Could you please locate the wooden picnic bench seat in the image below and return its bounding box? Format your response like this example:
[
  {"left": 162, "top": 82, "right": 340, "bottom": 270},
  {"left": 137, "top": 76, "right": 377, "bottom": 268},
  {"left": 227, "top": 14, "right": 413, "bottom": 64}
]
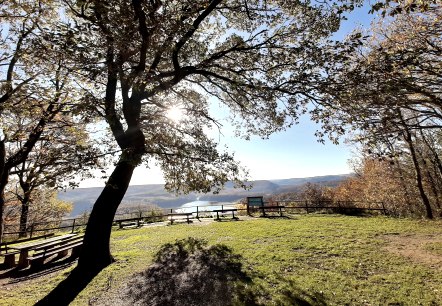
[
  {"left": 258, "top": 205, "right": 285, "bottom": 217},
  {"left": 167, "top": 213, "right": 193, "bottom": 224},
  {"left": 29, "top": 234, "right": 84, "bottom": 253},
  {"left": 212, "top": 208, "right": 238, "bottom": 220},
  {"left": 114, "top": 217, "right": 144, "bottom": 229},
  {"left": 27, "top": 236, "right": 84, "bottom": 268}
]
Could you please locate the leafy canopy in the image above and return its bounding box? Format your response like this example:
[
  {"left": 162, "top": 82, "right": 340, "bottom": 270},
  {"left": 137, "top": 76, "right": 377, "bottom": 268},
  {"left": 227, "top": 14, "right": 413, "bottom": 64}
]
[{"left": 59, "top": 0, "right": 359, "bottom": 193}]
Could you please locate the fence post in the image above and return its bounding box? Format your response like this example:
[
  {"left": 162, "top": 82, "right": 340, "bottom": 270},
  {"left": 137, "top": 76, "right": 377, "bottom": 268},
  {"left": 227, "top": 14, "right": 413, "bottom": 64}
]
[
  {"left": 305, "top": 201, "right": 309, "bottom": 214},
  {"left": 196, "top": 206, "right": 199, "bottom": 219},
  {"left": 381, "top": 202, "right": 387, "bottom": 215},
  {"left": 71, "top": 219, "right": 76, "bottom": 233}
]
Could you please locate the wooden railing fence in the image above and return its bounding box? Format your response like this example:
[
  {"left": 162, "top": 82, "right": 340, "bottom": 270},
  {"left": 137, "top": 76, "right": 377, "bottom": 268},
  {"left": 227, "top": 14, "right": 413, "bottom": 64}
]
[{"left": 2, "top": 201, "right": 385, "bottom": 242}]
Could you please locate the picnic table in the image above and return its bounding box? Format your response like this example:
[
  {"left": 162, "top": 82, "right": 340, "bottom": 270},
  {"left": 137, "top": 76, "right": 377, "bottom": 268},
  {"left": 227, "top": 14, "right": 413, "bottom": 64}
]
[
  {"left": 212, "top": 208, "right": 238, "bottom": 221},
  {"left": 8, "top": 233, "right": 77, "bottom": 268}
]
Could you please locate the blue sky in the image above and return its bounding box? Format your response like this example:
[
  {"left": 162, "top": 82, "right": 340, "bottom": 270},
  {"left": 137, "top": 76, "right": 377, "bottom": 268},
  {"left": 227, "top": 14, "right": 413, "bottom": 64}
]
[{"left": 79, "top": 2, "right": 374, "bottom": 188}]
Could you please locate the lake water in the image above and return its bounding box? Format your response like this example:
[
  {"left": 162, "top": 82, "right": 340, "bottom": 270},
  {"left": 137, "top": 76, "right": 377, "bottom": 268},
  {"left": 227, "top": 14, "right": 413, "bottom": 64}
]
[{"left": 176, "top": 200, "right": 236, "bottom": 215}]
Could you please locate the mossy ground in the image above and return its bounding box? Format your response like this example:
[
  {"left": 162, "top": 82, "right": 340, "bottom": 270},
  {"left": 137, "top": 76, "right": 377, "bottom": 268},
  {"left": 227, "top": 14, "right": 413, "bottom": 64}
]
[{"left": 1, "top": 214, "right": 441, "bottom": 305}]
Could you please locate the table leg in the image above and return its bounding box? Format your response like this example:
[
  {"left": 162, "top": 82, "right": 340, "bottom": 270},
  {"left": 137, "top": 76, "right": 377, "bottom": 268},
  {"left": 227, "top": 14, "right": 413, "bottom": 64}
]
[
  {"left": 4, "top": 253, "right": 17, "bottom": 268},
  {"left": 18, "top": 250, "right": 30, "bottom": 269}
]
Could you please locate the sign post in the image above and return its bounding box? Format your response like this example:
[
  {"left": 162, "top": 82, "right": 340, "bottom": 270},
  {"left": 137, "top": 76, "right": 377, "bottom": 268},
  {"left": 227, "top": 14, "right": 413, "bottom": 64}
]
[{"left": 246, "top": 196, "right": 264, "bottom": 215}]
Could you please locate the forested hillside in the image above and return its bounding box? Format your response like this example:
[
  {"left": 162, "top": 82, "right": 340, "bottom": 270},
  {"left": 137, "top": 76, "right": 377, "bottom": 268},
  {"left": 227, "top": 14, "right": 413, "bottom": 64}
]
[{"left": 59, "top": 174, "right": 351, "bottom": 216}]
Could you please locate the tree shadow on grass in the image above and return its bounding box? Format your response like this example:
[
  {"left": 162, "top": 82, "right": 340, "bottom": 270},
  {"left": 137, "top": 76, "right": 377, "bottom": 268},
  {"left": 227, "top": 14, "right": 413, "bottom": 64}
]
[
  {"left": 122, "top": 237, "right": 253, "bottom": 306},
  {"left": 120, "top": 237, "right": 328, "bottom": 306},
  {"left": 32, "top": 237, "right": 328, "bottom": 306}
]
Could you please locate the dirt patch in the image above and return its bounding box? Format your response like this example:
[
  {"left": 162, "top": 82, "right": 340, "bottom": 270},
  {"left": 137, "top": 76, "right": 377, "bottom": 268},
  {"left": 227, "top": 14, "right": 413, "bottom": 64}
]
[{"left": 383, "top": 234, "right": 442, "bottom": 270}]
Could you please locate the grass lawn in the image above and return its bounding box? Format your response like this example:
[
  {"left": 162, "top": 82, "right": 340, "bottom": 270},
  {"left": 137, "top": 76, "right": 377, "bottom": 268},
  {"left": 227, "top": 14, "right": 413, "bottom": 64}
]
[{"left": 1, "top": 214, "right": 441, "bottom": 305}]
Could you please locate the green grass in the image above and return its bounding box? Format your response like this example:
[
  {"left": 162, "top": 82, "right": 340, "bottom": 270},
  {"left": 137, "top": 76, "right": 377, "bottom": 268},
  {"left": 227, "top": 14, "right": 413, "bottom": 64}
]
[{"left": 1, "top": 215, "right": 442, "bottom": 305}]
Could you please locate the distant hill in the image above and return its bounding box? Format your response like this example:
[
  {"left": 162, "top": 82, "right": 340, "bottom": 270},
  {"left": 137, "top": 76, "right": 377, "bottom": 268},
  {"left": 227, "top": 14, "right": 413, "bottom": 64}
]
[{"left": 59, "top": 174, "right": 352, "bottom": 217}]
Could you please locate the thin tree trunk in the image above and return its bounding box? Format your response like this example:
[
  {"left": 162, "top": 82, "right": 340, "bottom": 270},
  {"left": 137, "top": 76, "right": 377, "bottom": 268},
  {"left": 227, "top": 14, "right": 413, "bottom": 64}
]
[
  {"left": 420, "top": 130, "right": 442, "bottom": 179},
  {"left": 386, "top": 138, "right": 414, "bottom": 212},
  {"left": 0, "top": 140, "right": 6, "bottom": 244},
  {"left": 18, "top": 194, "right": 30, "bottom": 238},
  {"left": 426, "top": 169, "right": 441, "bottom": 209},
  {"left": 402, "top": 124, "right": 433, "bottom": 219},
  {"left": 18, "top": 173, "right": 32, "bottom": 238},
  {"left": 394, "top": 161, "right": 414, "bottom": 212},
  {"left": 419, "top": 130, "right": 442, "bottom": 209}
]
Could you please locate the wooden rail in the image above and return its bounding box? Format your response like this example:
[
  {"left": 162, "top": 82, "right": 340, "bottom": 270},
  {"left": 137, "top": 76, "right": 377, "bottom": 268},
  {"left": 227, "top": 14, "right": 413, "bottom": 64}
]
[{"left": 275, "top": 200, "right": 386, "bottom": 215}]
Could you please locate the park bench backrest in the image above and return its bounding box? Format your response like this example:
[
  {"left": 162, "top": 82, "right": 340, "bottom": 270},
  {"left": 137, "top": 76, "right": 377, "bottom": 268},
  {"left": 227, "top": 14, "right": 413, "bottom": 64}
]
[{"left": 247, "top": 196, "right": 264, "bottom": 207}]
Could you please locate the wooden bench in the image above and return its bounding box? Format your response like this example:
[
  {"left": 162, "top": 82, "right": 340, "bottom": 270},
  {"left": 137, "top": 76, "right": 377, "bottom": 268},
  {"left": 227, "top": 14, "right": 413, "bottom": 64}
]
[
  {"left": 167, "top": 213, "right": 193, "bottom": 225},
  {"left": 27, "top": 235, "right": 84, "bottom": 268},
  {"left": 212, "top": 208, "right": 238, "bottom": 221},
  {"left": 114, "top": 217, "right": 144, "bottom": 229},
  {"left": 258, "top": 205, "right": 285, "bottom": 217}
]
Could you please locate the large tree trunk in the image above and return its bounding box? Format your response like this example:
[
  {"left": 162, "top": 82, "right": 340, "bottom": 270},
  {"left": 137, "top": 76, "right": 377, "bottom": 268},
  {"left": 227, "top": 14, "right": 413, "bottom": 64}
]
[
  {"left": 77, "top": 156, "right": 136, "bottom": 272},
  {"left": 35, "top": 150, "right": 139, "bottom": 306}
]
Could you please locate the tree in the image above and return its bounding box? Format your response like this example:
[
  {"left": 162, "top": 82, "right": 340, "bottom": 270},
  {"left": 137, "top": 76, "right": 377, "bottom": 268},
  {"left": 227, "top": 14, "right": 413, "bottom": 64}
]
[
  {"left": 36, "top": 0, "right": 359, "bottom": 304},
  {"left": 313, "top": 3, "right": 442, "bottom": 218},
  {"left": 25, "top": 188, "right": 73, "bottom": 229},
  {"left": 2, "top": 185, "right": 72, "bottom": 239},
  {"left": 0, "top": 0, "right": 71, "bottom": 242},
  {"left": 316, "top": 4, "right": 442, "bottom": 137},
  {"left": 299, "top": 182, "right": 332, "bottom": 206},
  {"left": 6, "top": 115, "right": 99, "bottom": 237}
]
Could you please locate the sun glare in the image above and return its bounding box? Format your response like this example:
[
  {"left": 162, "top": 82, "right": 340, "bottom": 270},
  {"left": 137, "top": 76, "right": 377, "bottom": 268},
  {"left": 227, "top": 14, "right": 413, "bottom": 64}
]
[{"left": 166, "top": 106, "right": 185, "bottom": 122}]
